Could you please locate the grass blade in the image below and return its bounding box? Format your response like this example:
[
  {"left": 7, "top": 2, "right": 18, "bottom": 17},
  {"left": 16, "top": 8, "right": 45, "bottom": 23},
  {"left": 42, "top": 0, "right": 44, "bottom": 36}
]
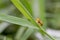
[
  {"left": 15, "top": 27, "right": 26, "bottom": 40},
  {"left": 20, "top": 0, "right": 33, "bottom": 15},
  {"left": 21, "top": 28, "right": 34, "bottom": 40},
  {"left": 0, "top": 14, "right": 38, "bottom": 29},
  {"left": 38, "top": 0, "right": 47, "bottom": 29}
]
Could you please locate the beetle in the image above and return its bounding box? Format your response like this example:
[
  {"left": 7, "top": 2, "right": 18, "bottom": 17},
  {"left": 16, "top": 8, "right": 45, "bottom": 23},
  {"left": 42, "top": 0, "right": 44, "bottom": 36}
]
[{"left": 36, "top": 18, "right": 43, "bottom": 26}]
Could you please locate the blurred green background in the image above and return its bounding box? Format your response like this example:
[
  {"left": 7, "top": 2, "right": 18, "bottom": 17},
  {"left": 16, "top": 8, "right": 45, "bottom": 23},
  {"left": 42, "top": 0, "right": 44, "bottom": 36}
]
[{"left": 0, "top": 0, "right": 60, "bottom": 40}]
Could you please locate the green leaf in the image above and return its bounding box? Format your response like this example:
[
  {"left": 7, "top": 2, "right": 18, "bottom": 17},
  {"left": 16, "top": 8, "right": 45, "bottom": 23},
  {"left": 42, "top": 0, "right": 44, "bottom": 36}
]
[
  {"left": 38, "top": 0, "right": 47, "bottom": 29},
  {"left": 20, "top": 0, "right": 33, "bottom": 15},
  {"left": 21, "top": 28, "right": 34, "bottom": 40},
  {"left": 0, "top": 14, "right": 38, "bottom": 29},
  {"left": 15, "top": 27, "right": 26, "bottom": 40}
]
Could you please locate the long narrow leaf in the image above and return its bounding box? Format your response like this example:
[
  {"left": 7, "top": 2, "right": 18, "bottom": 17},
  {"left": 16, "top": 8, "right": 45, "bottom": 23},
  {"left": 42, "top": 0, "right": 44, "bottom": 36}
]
[
  {"left": 20, "top": 0, "right": 33, "bottom": 15},
  {"left": 15, "top": 27, "right": 26, "bottom": 40},
  {"left": 0, "top": 14, "right": 38, "bottom": 29},
  {"left": 38, "top": 0, "right": 47, "bottom": 29},
  {"left": 21, "top": 28, "right": 34, "bottom": 40}
]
